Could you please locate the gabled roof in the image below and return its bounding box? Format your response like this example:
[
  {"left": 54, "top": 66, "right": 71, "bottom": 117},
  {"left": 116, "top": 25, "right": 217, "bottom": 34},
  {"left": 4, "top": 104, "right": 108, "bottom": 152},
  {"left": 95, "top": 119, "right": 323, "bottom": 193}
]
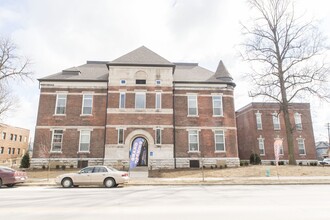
[
  {"left": 110, "top": 46, "right": 174, "bottom": 66},
  {"left": 39, "top": 47, "right": 235, "bottom": 86}
]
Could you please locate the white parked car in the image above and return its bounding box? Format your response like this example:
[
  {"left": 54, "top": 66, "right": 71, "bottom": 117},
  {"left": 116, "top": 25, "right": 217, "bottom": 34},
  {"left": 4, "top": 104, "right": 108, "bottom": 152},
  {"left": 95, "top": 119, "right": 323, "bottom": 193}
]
[
  {"left": 55, "top": 166, "right": 129, "bottom": 188},
  {"left": 319, "top": 158, "right": 330, "bottom": 166}
]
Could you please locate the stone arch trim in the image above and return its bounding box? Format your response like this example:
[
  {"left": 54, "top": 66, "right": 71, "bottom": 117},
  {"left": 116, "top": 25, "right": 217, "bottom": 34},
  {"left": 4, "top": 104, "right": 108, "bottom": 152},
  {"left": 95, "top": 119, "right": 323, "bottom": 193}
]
[{"left": 125, "top": 129, "right": 154, "bottom": 146}]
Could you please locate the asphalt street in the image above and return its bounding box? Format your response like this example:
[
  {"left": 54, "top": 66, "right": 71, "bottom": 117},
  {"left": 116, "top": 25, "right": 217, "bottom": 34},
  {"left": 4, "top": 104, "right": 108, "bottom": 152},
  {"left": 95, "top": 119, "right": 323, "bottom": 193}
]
[{"left": 1, "top": 185, "right": 329, "bottom": 220}]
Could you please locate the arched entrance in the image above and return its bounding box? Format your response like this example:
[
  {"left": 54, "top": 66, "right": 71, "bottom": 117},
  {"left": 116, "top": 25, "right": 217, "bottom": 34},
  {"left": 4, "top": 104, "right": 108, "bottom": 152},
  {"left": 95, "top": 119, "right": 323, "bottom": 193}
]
[{"left": 129, "top": 137, "right": 148, "bottom": 168}]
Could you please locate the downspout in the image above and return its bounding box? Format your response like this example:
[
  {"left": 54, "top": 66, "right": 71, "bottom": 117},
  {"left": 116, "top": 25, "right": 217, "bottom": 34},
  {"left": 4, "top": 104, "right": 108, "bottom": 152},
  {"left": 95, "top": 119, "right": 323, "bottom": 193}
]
[
  {"left": 103, "top": 80, "right": 109, "bottom": 165},
  {"left": 172, "top": 82, "right": 177, "bottom": 169}
]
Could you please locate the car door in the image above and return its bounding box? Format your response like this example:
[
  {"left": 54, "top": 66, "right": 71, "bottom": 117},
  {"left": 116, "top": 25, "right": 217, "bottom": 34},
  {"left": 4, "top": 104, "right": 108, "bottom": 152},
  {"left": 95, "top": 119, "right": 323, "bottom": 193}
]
[
  {"left": 74, "top": 167, "right": 94, "bottom": 185},
  {"left": 90, "top": 167, "right": 108, "bottom": 184}
]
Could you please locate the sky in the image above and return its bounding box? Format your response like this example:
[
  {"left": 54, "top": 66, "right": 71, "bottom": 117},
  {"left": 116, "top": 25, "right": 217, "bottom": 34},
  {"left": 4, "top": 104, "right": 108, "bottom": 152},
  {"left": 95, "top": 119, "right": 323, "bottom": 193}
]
[{"left": 0, "top": 0, "right": 329, "bottom": 142}]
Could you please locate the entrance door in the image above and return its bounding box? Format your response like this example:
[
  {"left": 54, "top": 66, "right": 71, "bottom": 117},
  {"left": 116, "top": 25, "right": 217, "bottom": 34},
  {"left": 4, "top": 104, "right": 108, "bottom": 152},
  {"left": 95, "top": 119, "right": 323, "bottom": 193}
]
[{"left": 130, "top": 137, "right": 148, "bottom": 168}]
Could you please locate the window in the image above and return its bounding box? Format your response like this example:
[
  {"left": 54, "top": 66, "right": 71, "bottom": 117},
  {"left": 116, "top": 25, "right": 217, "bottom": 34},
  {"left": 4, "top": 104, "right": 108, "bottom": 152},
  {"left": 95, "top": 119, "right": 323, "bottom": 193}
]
[
  {"left": 257, "top": 136, "right": 265, "bottom": 155},
  {"left": 214, "top": 130, "right": 225, "bottom": 151},
  {"left": 93, "top": 167, "right": 107, "bottom": 173},
  {"left": 118, "top": 129, "right": 124, "bottom": 145},
  {"left": 135, "top": 92, "right": 146, "bottom": 109},
  {"left": 294, "top": 113, "right": 302, "bottom": 130},
  {"left": 10, "top": 134, "right": 13, "bottom": 141},
  {"left": 156, "top": 80, "right": 161, "bottom": 85},
  {"left": 155, "top": 93, "right": 161, "bottom": 110},
  {"left": 19, "top": 135, "right": 22, "bottom": 142},
  {"left": 155, "top": 129, "right": 161, "bottom": 145},
  {"left": 272, "top": 113, "right": 281, "bottom": 130},
  {"left": 188, "top": 95, "right": 198, "bottom": 116},
  {"left": 18, "top": 148, "right": 20, "bottom": 155},
  {"left": 255, "top": 112, "right": 262, "bottom": 130},
  {"left": 212, "top": 96, "right": 223, "bottom": 116},
  {"left": 136, "top": 79, "right": 146, "bottom": 84},
  {"left": 119, "top": 92, "right": 126, "bottom": 109},
  {"left": 297, "top": 138, "right": 306, "bottom": 155},
  {"left": 51, "top": 130, "right": 63, "bottom": 152},
  {"left": 2, "top": 132, "right": 6, "bottom": 140},
  {"left": 8, "top": 147, "right": 11, "bottom": 154},
  {"left": 79, "top": 130, "right": 91, "bottom": 152},
  {"left": 279, "top": 145, "right": 284, "bottom": 155},
  {"left": 120, "top": 80, "right": 126, "bottom": 85},
  {"left": 82, "top": 94, "right": 93, "bottom": 115},
  {"left": 12, "top": 148, "right": 15, "bottom": 154},
  {"left": 188, "top": 130, "right": 199, "bottom": 152},
  {"left": 14, "top": 134, "right": 17, "bottom": 141},
  {"left": 80, "top": 167, "right": 94, "bottom": 173},
  {"left": 0, "top": 147, "right": 4, "bottom": 154},
  {"left": 55, "top": 94, "right": 67, "bottom": 115}
]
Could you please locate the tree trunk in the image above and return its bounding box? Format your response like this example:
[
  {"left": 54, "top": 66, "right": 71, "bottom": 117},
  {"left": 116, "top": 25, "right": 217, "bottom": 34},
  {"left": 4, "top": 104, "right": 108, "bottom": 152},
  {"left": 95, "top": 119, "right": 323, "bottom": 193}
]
[{"left": 282, "top": 103, "right": 296, "bottom": 165}]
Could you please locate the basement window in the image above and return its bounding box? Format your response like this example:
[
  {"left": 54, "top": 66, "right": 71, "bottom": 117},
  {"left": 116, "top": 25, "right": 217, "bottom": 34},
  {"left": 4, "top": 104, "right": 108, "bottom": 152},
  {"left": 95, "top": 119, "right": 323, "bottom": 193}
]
[{"left": 136, "top": 79, "right": 146, "bottom": 84}]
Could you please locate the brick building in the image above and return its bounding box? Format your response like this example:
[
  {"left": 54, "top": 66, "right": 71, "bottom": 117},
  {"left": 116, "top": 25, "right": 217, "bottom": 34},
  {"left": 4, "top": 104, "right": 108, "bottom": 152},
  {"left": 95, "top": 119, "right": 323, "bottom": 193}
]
[
  {"left": 0, "top": 123, "right": 30, "bottom": 167},
  {"left": 236, "top": 103, "right": 317, "bottom": 164},
  {"left": 32, "top": 46, "right": 239, "bottom": 169}
]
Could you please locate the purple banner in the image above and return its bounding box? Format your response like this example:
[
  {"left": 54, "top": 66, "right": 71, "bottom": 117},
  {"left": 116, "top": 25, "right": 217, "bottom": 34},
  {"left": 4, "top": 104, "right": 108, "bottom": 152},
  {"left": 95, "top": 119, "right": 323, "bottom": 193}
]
[{"left": 130, "top": 138, "right": 144, "bottom": 169}]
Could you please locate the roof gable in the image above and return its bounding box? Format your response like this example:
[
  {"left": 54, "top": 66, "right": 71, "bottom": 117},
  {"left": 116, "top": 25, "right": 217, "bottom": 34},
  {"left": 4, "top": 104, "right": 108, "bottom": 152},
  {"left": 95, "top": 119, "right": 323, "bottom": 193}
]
[{"left": 110, "top": 46, "right": 173, "bottom": 66}]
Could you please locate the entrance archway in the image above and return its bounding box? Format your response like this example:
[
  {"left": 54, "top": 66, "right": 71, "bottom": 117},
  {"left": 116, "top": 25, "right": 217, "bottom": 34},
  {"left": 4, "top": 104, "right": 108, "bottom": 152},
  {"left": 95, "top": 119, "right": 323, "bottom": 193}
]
[{"left": 130, "top": 137, "right": 148, "bottom": 167}]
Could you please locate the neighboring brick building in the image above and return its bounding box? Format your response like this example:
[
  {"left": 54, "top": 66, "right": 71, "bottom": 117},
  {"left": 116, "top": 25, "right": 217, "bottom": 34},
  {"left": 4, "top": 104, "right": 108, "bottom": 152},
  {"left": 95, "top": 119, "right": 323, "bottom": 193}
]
[
  {"left": 0, "top": 123, "right": 30, "bottom": 167},
  {"left": 32, "top": 46, "right": 239, "bottom": 169},
  {"left": 236, "top": 103, "right": 317, "bottom": 164}
]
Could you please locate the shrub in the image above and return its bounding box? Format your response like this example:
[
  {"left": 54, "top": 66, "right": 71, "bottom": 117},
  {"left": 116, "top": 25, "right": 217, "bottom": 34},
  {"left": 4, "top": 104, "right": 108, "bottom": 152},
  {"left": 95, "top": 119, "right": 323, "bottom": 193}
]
[
  {"left": 70, "top": 165, "right": 74, "bottom": 169},
  {"left": 244, "top": 161, "right": 249, "bottom": 166},
  {"left": 278, "top": 161, "right": 285, "bottom": 166},
  {"left": 56, "top": 165, "right": 60, "bottom": 169},
  {"left": 42, "top": 165, "right": 46, "bottom": 170},
  {"left": 20, "top": 153, "right": 30, "bottom": 168},
  {"left": 299, "top": 162, "right": 303, "bottom": 166},
  {"left": 249, "top": 153, "right": 261, "bottom": 165},
  {"left": 61, "top": 165, "right": 66, "bottom": 170},
  {"left": 240, "top": 161, "right": 243, "bottom": 166},
  {"left": 270, "top": 161, "right": 275, "bottom": 166}
]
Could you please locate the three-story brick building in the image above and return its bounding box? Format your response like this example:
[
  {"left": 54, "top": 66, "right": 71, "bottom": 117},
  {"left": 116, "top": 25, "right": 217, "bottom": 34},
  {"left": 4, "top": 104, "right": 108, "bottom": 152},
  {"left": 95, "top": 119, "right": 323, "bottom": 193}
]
[{"left": 32, "top": 46, "right": 239, "bottom": 169}]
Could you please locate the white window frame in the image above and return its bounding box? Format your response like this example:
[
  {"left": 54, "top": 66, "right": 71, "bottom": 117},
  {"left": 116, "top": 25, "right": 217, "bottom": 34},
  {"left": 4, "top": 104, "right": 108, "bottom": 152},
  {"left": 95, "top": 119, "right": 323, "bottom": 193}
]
[
  {"left": 214, "top": 130, "right": 225, "bottom": 152},
  {"left": 257, "top": 136, "right": 265, "bottom": 155},
  {"left": 297, "top": 138, "right": 306, "bottom": 155},
  {"left": 79, "top": 130, "right": 91, "bottom": 152},
  {"left": 119, "top": 92, "right": 126, "bottom": 109},
  {"left": 294, "top": 112, "right": 302, "bottom": 130},
  {"left": 212, "top": 95, "right": 223, "bottom": 116},
  {"left": 279, "top": 145, "right": 284, "bottom": 155},
  {"left": 55, "top": 94, "right": 67, "bottom": 115},
  {"left": 187, "top": 95, "right": 198, "bottom": 116},
  {"left": 51, "top": 130, "right": 63, "bottom": 152},
  {"left": 255, "top": 112, "right": 262, "bottom": 130},
  {"left": 155, "top": 92, "right": 161, "bottom": 110},
  {"left": 118, "top": 129, "right": 124, "bottom": 145},
  {"left": 188, "top": 130, "right": 199, "bottom": 152},
  {"left": 272, "top": 112, "right": 281, "bottom": 130},
  {"left": 135, "top": 92, "right": 146, "bottom": 109},
  {"left": 155, "top": 128, "right": 161, "bottom": 145},
  {"left": 82, "top": 94, "right": 93, "bottom": 115}
]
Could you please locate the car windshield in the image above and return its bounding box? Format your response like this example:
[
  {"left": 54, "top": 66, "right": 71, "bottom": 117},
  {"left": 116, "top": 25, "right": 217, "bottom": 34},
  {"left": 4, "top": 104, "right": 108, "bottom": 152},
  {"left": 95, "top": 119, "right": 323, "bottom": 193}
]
[{"left": 0, "top": 167, "right": 15, "bottom": 172}]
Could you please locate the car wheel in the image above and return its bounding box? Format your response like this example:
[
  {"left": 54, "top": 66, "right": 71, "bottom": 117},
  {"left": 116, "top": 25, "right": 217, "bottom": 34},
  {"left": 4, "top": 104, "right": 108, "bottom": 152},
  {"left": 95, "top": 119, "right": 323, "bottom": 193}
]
[
  {"left": 61, "top": 178, "right": 73, "bottom": 188},
  {"left": 0, "top": 178, "right": 2, "bottom": 188},
  {"left": 6, "top": 184, "right": 15, "bottom": 188},
  {"left": 104, "top": 178, "right": 116, "bottom": 188}
]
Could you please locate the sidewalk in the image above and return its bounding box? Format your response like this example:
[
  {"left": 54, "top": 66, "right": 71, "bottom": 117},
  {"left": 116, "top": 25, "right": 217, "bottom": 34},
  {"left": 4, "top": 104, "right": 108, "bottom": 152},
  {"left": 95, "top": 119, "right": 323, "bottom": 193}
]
[{"left": 23, "top": 176, "right": 330, "bottom": 187}]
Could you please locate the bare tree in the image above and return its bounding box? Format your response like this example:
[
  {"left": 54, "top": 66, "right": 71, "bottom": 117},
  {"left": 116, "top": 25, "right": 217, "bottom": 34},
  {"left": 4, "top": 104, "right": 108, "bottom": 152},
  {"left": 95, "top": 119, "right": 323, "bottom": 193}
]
[
  {"left": 240, "top": 0, "right": 329, "bottom": 165},
  {"left": 0, "top": 37, "right": 32, "bottom": 119}
]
